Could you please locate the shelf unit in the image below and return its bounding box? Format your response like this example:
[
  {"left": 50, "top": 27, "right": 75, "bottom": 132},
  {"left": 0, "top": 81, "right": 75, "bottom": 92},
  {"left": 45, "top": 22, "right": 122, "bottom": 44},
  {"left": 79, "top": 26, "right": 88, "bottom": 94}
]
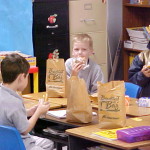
[{"left": 123, "top": 0, "right": 150, "bottom": 81}]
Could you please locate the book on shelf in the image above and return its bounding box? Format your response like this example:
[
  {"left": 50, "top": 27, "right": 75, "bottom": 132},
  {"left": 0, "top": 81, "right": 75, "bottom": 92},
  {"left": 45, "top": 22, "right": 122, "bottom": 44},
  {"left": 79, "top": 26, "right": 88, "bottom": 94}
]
[
  {"left": 126, "top": 27, "right": 146, "bottom": 39},
  {"left": 129, "top": 53, "right": 137, "bottom": 65},
  {"left": 124, "top": 40, "right": 149, "bottom": 50},
  {"left": 124, "top": 40, "right": 133, "bottom": 49},
  {"left": 130, "top": 0, "right": 150, "bottom": 4},
  {"left": 143, "top": 26, "right": 150, "bottom": 41},
  {"left": 93, "top": 126, "right": 132, "bottom": 140},
  {"left": 130, "top": 36, "right": 149, "bottom": 44},
  {"left": 132, "top": 41, "right": 149, "bottom": 50},
  {"left": 125, "top": 27, "right": 150, "bottom": 51},
  {"left": 129, "top": 0, "right": 139, "bottom": 4}
]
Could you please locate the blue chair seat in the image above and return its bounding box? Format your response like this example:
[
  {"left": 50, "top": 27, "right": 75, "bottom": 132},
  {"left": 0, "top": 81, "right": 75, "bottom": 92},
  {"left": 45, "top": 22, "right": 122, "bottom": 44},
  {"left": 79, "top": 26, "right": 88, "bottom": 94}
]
[
  {"left": 0, "top": 125, "right": 26, "bottom": 150},
  {"left": 125, "top": 82, "right": 141, "bottom": 98}
]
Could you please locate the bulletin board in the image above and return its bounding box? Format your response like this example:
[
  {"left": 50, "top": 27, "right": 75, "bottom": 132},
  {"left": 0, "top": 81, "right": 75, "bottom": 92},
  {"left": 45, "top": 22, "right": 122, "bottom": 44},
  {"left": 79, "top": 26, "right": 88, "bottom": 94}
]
[{"left": 0, "top": 0, "right": 33, "bottom": 56}]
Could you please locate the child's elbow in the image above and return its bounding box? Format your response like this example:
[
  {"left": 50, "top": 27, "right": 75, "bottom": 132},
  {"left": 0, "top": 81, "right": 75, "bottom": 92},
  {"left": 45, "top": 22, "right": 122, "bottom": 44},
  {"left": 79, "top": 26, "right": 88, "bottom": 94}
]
[{"left": 21, "top": 130, "right": 29, "bottom": 135}]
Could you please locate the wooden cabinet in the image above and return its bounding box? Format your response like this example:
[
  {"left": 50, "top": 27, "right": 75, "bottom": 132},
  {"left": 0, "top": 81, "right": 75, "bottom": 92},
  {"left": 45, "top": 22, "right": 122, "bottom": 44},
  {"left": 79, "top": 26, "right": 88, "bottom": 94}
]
[{"left": 123, "top": 0, "right": 150, "bottom": 80}]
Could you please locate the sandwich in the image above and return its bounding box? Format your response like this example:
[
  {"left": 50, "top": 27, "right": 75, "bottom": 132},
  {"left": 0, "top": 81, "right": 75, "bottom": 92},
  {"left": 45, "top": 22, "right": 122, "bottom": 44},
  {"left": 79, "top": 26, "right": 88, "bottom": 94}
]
[{"left": 74, "top": 57, "right": 86, "bottom": 65}]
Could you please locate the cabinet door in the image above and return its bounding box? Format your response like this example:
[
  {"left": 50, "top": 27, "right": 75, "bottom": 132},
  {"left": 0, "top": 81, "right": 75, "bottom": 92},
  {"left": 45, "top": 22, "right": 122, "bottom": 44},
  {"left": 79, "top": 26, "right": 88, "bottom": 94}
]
[
  {"left": 34, "top": 35, "right": 70, "bottom": 91},
  {"left": 69, "top": 0, "right": 106, "bottom": 33},
  {"left": 33, "top": 0, "right": 69, "bottom": 36}
]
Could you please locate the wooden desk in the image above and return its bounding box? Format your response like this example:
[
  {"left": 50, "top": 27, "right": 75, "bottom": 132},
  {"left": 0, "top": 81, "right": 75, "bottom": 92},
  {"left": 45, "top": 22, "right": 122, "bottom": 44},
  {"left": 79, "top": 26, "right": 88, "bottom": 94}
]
[
  {"left": 23, "top": 97, "right": 98, "bottom": 150},
  {"left": 128, "top": 115, "right": 150, "bottom": 123},
  {"left": 23, "top": 93, "right": 150, "bottom": 150},
  {"left": 23, "top": 98, "right": 62, "bottom": 110},
  {"left": 66, "top": 118, "right": 150, "bottom": 150},
  {"left": 23, "top": 97, "right": 98, "bottom": 127},
  {"left": 126, "top": 98, "right": 150, "bottom": 117},
  {"left": 23, "top": 92, "right": 150, "bottom": 117},
  {"left": 23, "top": 92, "right": 67, "bottom": 107},
  {"left": 23, "top": 92, "right": 46, "bottom": 100}
]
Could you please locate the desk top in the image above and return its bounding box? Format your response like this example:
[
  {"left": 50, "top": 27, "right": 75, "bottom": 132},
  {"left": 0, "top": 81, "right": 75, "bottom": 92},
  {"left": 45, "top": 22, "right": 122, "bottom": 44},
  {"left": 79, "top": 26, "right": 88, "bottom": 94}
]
[
  {"left": 23, "top": 92, "right": 67, "bottom": 107},
  {"left": 23, "top": 92, "right": 150, "bottom": 117},
  {"left": 23, "top": 98, "right": 98, "bottom": 127},
  {"left": 126, "top": 98, "right": 150, "bottom": 117},
  {"left": 66, "top": 118, "right": 150, "bottom": 150},
  {"left": 44, "top": 111, "right": 98, "bottom": 128},
  {"left": 24, "top": 96, "right": 150, "bottom": 128},
  {"left": 23, "top": 92, "right": 46, "bottom": 100},
  {"left": 128, "top": 115, "right": 150, "bottom": 122},
  {"left": 23, "top": 98, "right": 61, "bottom": 110}
]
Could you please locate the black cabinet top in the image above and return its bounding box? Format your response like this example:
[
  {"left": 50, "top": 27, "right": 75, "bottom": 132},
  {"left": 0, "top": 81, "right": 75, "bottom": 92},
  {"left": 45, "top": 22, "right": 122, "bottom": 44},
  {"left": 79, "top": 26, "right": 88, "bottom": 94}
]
[{"left": 34, "top": 0, "right": 68, "bottom": 2}]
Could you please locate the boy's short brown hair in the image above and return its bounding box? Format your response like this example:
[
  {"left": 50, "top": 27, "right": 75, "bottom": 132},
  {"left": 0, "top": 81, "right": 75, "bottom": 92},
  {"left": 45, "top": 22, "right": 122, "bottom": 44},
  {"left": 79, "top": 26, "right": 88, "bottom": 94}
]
[
  {"left": 1, "top": 54, "right": 30, "bottom": 83},
  {"left": 72, "top": 34, "right": 93, "bottom": 49}
]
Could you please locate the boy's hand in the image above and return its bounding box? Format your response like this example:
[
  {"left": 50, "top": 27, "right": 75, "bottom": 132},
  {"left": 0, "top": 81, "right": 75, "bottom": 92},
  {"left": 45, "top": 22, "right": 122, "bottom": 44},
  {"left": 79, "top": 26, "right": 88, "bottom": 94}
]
[
  {"left": 71, "top": 61, "right": 84, "bottom": 76},
  {"left": 27, "top": 105, "right": 38, "bottom": 117},
  {"left": 141, "top": 65, "right": 150, "bottom": 77},
  {"left": 25, "top": 99, "right": 50, "bottom": 135},
  {"left": 36, "top": 99, "right": 50, "bottom": 115}
]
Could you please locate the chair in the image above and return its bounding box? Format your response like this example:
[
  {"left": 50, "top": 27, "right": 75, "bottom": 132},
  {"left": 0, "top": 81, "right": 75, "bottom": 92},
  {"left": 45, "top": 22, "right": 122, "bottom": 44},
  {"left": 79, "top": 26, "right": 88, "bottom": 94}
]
[
  {"left": 125, "top": 82, "right": 141, "bottom": 98},
  {"left": 0, "top": 125, "right": 26, "bottom": 150}
]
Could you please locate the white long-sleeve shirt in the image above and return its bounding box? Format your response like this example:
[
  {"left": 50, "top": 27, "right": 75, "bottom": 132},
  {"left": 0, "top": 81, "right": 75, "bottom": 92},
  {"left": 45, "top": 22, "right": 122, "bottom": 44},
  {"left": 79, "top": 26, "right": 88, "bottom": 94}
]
[{"left": 65, "top": 58, "right": 104, "bottom": 94}]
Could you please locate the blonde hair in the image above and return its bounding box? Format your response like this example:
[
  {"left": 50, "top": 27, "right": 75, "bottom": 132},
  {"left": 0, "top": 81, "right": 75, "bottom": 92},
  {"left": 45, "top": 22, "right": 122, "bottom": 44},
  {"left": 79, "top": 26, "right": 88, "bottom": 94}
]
[{"left": 72, "top": 34, "right": 93, "bottom": 50}]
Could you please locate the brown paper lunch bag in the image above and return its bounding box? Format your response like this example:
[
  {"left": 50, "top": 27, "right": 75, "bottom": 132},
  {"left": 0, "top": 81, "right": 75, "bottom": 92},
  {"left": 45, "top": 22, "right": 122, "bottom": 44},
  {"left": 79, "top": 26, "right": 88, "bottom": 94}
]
[
  {"left": 97, "top": 81, "right": 126, "bottom": 129},
  {"left": 66, "top": 76, "right": 92, "bottom": 123},
  {"left": 46, "top": 58, "right": 67, "bottom": 98}
]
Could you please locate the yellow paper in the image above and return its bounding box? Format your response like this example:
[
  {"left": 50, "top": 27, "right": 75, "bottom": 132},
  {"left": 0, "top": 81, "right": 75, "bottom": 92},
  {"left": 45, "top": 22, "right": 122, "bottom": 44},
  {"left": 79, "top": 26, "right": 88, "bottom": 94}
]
[{"left": 93, "top": 126, "right": 132, "bottom": 140}]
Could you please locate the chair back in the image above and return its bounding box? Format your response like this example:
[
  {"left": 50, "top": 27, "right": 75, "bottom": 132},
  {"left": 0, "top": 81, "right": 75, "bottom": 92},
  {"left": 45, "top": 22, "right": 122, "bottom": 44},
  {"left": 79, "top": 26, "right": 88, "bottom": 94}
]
[
  {"left": 125, "top": 82, "right": 141, "bottom": 98},
  {"left": 0, "top": 125, "right": 26, "bottom": 150}
]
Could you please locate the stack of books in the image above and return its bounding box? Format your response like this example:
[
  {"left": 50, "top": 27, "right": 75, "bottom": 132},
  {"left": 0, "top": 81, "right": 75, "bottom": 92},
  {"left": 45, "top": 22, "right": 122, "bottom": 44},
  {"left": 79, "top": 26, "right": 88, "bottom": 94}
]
[
  {"left": 0, "top": 51, "right": 36, "bottom": 67},
  {"left": 125, "top": 27, "right": 150, "bottom": 50},
  {"left": 130, "top": 0, "right": 150, "bottom": 4}
]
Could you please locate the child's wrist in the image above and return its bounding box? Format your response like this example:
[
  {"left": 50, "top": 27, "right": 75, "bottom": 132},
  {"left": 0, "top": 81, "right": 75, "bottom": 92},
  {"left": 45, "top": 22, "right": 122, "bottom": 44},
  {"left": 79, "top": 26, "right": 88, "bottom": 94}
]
[{"left": 71, "top": 72, "right": 78, "bottom": 76}]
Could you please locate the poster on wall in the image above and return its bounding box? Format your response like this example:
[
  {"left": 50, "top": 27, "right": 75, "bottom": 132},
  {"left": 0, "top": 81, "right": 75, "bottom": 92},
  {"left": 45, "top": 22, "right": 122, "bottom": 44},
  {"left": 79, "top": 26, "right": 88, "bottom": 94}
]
[{"left": 0, "top": 0, "right": 33, "bottom": 56}]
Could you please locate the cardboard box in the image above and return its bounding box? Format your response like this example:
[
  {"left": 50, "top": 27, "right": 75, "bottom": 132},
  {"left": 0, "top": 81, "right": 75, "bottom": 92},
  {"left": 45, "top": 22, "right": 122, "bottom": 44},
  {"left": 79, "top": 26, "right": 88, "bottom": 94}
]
[
  {"left": 0, "top": 56, "right": 36, "bottom": 67},
  {"left": 124, "top": 40, "right": 133, "bottom": 49},
  {"left": 25, "top": 57, "right": 36, "bottom": 67}
]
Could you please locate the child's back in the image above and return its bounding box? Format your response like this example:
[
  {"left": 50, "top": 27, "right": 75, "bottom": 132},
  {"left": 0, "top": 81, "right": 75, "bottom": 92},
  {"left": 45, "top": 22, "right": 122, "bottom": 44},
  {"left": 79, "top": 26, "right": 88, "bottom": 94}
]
[{"left": 0, "top": 54, "right": 54, "bottom": 150}]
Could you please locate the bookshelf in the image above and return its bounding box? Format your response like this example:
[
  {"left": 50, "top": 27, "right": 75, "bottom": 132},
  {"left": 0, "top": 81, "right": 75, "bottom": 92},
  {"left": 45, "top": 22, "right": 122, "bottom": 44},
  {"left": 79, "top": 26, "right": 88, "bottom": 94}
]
[{"left": 123, "top": 0, "right": 150, "bottom": 80}]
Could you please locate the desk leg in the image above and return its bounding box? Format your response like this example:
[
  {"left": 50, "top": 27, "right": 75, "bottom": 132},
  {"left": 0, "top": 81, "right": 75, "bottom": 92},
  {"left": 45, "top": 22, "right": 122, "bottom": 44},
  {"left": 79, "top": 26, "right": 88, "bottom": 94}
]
[
  {"left": 33, "top": 72, "right": 38, "bottom": 93},
  {"left": 55, "top": 143, "right": 63, "bottom": 150},
  {"left": 68, "top": 135, "right": 98, "bottom": 150}
]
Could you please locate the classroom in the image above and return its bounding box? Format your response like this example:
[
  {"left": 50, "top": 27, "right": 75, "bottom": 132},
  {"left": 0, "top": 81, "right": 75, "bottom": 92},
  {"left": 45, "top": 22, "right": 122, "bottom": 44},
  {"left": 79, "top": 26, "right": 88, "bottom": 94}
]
[{"left": 0, "top": 0, "right": 150, "bottom": 150}]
